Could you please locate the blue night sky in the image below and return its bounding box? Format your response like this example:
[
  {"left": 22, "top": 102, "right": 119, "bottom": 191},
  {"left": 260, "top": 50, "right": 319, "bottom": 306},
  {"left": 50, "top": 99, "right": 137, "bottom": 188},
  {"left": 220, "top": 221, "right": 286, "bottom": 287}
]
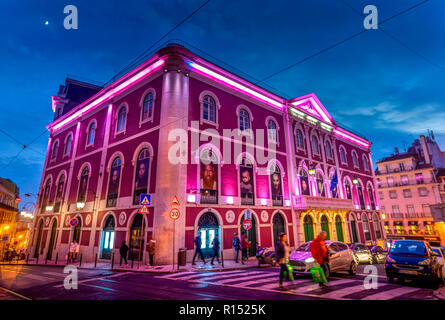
[{"left": 0, "top": 0, "right": 444, "bottom": 209}]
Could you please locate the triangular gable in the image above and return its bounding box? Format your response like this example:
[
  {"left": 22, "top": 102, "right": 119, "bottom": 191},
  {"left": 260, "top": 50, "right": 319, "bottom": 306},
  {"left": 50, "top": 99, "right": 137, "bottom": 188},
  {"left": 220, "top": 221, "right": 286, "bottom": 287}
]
[{"left": 289, "top": 93, "right": 336, "bottom": 125}]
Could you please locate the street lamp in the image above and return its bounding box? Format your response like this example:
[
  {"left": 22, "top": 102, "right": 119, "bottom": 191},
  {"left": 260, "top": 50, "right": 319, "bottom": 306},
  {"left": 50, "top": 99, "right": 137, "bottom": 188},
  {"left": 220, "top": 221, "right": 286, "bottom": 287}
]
[
  {"left": 45, "top": 205, "right": 54, "bottom": 212},
  {"left": 352, "top": 177, "right": 359, "bottom": 185},
  {"left": 76, "top": 201, "right": 86, "bottom": 210}
]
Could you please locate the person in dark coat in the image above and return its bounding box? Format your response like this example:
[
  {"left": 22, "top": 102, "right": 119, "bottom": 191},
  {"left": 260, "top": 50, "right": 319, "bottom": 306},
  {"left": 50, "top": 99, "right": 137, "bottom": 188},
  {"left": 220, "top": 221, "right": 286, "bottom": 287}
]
[
  {"left": 276, "top": 232, "right": 290, "bottom": 290},
  {"left": 232, "top": 232, "right": 240, "bottom": 263},
  {"left": 211, "top": 234, "right": 221, "bottom": 265},
  {"left": 311, "top": 231, "right": 329, "bottom": 287},
  {"left": 192, "top": 233, "right": 206, "bottom": 265},
  {"left": 120, "top": 241, "right": 129, "bottom": 267}
]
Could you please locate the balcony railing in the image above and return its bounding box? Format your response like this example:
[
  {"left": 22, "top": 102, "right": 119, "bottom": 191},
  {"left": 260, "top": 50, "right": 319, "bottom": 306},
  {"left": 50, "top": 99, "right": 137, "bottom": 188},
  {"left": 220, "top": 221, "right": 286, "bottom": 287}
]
[
  {"left": 391, "top": 213, "right": 403, "bottom": 219},
  {"left": 294, "top": 195, "right": 354, "bottom": 211},
  {"left": 200, "top": 189, "right": 218, "bottom": 204},
  {"left": 377, "top": 179, "right": 436, "bottom": 189},
  {"left": 376, "top": 167, "right": 413, "bottom": 174},
  {"left": 272, "top": 195, "right": 283, "bottom": 207},
  {"left": 240, "top": 192, "right": 254, "bottom": 205}
]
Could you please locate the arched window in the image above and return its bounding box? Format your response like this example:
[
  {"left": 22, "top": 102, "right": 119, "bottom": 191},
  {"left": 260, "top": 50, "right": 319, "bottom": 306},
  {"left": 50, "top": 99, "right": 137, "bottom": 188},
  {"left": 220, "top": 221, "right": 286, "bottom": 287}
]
[
  {"left": 311, "top": 135, "right": 320, "bottom": 155},
  {"left": 373, "top": 213, "right": 382, "bottom": 239},
  {"left": 325, "top": 141, "right": 333, "bottom": 159},
  {"left": 64, "top": 134, "right": 72, "bottom": 155},
  {"left": 368, "top": 185, "right": 376, "bottom": 210},
  {"left": 316, "top": 172, "right": 325, "bottom": 197},
  {"left": 320, "top": 215, "right": 330, "bottom": 239},
  {"left": 77, "top": 166, "right": 89, "bottom": 202},
  {"left": 142, "top": 92, "right": 154, "bottom": 122},
  {"left": 240, "top": 157, "right": 255, "bottom": 205},
  {"left": 133, "top": 148, "right": 151, "bottom": 205},
  {"left": 40, "top": 178, "right": 51, "bottom": 213},
  {"left": 270, "top": 164, "right": 283, "bottom": 206},
  {"left": 363, "top": 155, "right": 369, "bottom": 171},
  {"left": 107, "top": 157, "right": 122, "bottom": 207},
  {"left": 357, "top": 184, "right": 365, "bottom": 210},
  {"left": 352, "top": 151, "right": 359, "bottom": 168},
  {"left": 335, "top": 215, "right": 344, "bottom": 242},
  {"left": 117, "top": 106, "right": 127, "bottom": 133},
  {"left": 239, "top": 109, "right": 250, "bottom": 131},
  {"left": 344, "top": 179, "right": 352, "bottom": 200},
  {"left": 299, "top": 168, "right": 310, "bottom": 196},
  {"left": 362, "top": 214, "right": 371, "bottom": 241},
  {"left": 340, "top": 147, "right": 347, "bottom": 164},
  {"left": 295, "top": 129, "right": 305, "bottom": 150},
  {"left": 267, "top": 119, "right": 277, "bottom": 144},
  {"left": 202, "top": 95, "right": 216, "bottom": 123},
  {"left": 54, "top": 174, "right": 65, "bottom": 213},
  {"left": 51, "top": 141, "right": 58, "bottom": 160},
  {"left": 87, "top": 122, "right": 96, "bottom": 145}
]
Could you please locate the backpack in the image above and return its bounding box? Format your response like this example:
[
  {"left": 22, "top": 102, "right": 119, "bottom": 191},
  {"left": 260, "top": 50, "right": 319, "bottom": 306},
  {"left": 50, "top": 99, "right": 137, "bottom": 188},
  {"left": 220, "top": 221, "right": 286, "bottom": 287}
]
[{"left": 232, "top": 237, "right": 240, "bottom": 248}]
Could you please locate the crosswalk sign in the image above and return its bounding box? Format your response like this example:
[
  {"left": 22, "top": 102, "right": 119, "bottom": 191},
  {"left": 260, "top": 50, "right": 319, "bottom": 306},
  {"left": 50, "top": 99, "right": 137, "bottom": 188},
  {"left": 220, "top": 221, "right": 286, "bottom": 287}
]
[
  {"left": 140, "top": 194, "right": 151, "bottom": 206},
  {"left": 139, "top": 204, "right": 150, "bottom": 214}
]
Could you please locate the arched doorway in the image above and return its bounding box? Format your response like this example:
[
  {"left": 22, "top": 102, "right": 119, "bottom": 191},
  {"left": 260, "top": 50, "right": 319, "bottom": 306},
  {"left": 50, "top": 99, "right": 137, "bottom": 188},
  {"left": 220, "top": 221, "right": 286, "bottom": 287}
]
[
  {"left": 241, "top": 213, "right": 257, "bottom": 257},
  {"left": 350, "top": 214, "right": 358, "bottom": 243},
  {"left": 272, "top": 213, "right": 285, "bottom": 249},
  {"left": 34, "top": 219, "right": 43, "bottom": 258},
  {"left": 335, "top": 215, "right": 344, "bottom": 242},
  {"left": 46, "top": 219, "right": 57, "bottom": 260},
  {"left": 72, "top": 217, "right": 82, "bottom": 243},
  {"left": 129, "top": 213, "right": 145, "bottom": 261},
  {"left": 101, "top": 215, "right": 115, "bottom": 259},
  {"left": 303, "top": 215, "right": 314, "bottom": 242},
  {"left": 321, "top": 215, "right": 330, "bottom": 239},
  {"left": 198, "top": 211, "right": 220, "bottom": 258}
]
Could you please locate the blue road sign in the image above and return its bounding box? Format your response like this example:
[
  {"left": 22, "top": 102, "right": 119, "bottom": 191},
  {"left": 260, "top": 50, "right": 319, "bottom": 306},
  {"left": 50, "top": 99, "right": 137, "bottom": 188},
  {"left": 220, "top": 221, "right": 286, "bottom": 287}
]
[{"left": 140, "top": 194, "right": 151, "bottom": 206}]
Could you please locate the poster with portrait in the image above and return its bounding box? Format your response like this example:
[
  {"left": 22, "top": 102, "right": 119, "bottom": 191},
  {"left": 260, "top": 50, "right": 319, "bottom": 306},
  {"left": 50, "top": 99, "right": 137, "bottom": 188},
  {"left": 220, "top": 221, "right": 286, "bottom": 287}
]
[
  {"left": 239, "top": 165, "right": 254, "bottom": 197},
  {"left": 300, "top": 175, "right": 310, "bottom": 196},
  {"left": 345, "top": 182, "right": 352, "bottom": 200},
  {"left": 368, "top": 187, "right": 375, "bottom": 209},
  {"left": 316, "top": 177, "right": 325, "bottom": 197},
  {"left": 200, "top": 161, "right": 218, "bottom": 191},
  {"left": 134, "top": 157, "right": 150, "bottom": 194},
  {"left": 56, "top": 177, "right": 65, "bottom": 202},
  {"left": 78, "top": 174, "right": 88, "bottom": 201},
  {"left": 270, "top": 171, "right": 282, "bottom": 199},
  {"left": 108, "top": 166, "right": 121, "bottom": 197},
  {"left": 358, "top": 186, "right": 365, "bottom": 208}
]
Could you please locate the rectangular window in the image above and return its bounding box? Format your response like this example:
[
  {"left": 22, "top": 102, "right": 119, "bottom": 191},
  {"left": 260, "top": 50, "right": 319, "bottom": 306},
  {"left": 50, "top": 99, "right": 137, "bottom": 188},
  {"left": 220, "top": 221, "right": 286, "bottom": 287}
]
[
  {"left": 403, "top": 189, "right": 412, "bottom": 198},
  {"left": 401, "top": 175, "right": 409, "bottom": 185},
  {"left": 399, "top": 163, "right": 405, "bottom": 171},
  {"left": 389, "top": 190, "right": 397, "bottom": 199},
  {"left": 392, "top": 205, "right": 400, "bottom": 214},
  {"left": 387, "top": 177, "right": 394, "bottom": 187},
  {"left": 385, "top": 164, "right": 391, "bottom": 173},
  {"left": 418, "top": 187, "right": 428, "bottom": 197},
  {"left": 379, "top": 191, "right": 384, "bottom": 200},
  {"left": 415, "top": 173, "right": 424, "bottom": 184}
]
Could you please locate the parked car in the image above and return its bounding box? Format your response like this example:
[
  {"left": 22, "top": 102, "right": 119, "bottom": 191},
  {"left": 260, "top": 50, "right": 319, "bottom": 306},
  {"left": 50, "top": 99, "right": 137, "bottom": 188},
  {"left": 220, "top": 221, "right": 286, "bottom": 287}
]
[
  {"left": 289, "top": 240, "right": 357, "bottom": 278},
  {"left": 370, "top": 245, "right": 387, "bottom": 264},
  {"left": 431, "top": 246, "right": 445, "bottom": 282},
  {"left": 349, "top": 243, "right": 373, "bottom": 264},
  {"left": 385, "top": 240, "right": 442, "bottom": 288}
]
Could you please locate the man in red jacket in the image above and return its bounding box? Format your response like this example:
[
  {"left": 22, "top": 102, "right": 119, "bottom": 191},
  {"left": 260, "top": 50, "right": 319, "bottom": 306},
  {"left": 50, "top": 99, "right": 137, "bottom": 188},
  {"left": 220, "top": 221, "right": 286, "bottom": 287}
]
[{"left": 311, "top": 231, "right": 329, "bottom": 287}]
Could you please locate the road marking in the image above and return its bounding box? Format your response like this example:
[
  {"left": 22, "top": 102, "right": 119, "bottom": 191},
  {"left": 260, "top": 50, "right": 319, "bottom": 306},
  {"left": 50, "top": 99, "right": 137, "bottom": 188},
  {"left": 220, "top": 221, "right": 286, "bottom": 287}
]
[
  {"left": 82, "top": 283, "right": 117, "bottom": 292},
  {"left": 256, "top": 278, "right": 308, "bottom": 290},
  {"left": 0, "top": 286, "right": 32, "bottom": 300},
  {"left": 242, "top": 276, "right": 279, "bottom": 287},
  {"left": 357, "top": 273, "right": 386, "bottom": 279},
  {"left": 208, "top": 272, "right": 269, "bottom": 285},
  {"left": 157, "top": 270, "right": 244, "bottom": 280},
  {"left": 317, "top": 283, "right": 370, "bottom": 299},
  {"left": 156, "top": 271, "right": 199, "bottom": 279},
  {"left": 53, "top": 272, "right": 131, "bottom": 288},
  {"left": 361, "top": 286, "right": 421, "bottom": 300},
  {"left": 43, "top": 272, "right": 67, "bottom": 277},
  {"left": 220, "top": 273, "right": 281, "bottom": 285},
  {"left": 23, "top": 274, "right": 50, "bottom": 281}
]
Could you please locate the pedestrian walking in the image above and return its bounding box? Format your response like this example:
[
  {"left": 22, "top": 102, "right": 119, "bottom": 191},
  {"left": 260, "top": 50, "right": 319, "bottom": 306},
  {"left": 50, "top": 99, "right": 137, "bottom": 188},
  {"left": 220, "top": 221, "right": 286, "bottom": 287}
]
[
  {"left": 119, "top": 241, "right": 129, "bottom": 267},
  {"left": 148, "top": 237, "right": 156, "bottom": 268},
  {"left": 232, "top": 232, "right": 240, "bottom": 263},
  {"left": 310, "top": 231, "right": 329, "bottom": 288},
  {"left": 210, "top": 234, "right": 221, "bottom": 265},
  {"left": 240, "top": 231, "right": 250, "bottom": 264},
  {"left": 192, "top": 233, "right": 206, "bottom": 265},
  {"left": 276, "top": 233, "right": 291, "bottom": 290},
  {"left": 69, "top": 240, "right": 79, "bottom": 263}
]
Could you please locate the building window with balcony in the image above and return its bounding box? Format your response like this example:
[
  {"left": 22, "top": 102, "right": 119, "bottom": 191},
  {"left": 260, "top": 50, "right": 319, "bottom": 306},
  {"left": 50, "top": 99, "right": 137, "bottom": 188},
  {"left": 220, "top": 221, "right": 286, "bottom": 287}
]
[
  {"left": 387, "top": 177, "right": 394, "bottom": 187},
  {"left": 401, "top": 175, "right": 409, "bottom": 185},
  {"left": 418, "top": 187, "right": 428, "bottom": 197},
  {"left": 311, "top": 135, "right": 320, "bottom": 156},
  {"left": 352, "top": 151, "right": 359, "bottom": 168},
  {"left": 362, "top": 214, "right": 371, "bottom": 241},
  {"left": 399, "top": 162, "right": 405, "bottom": 171},
  {"left": 295, "top": 129, "right": 305, "bottom": 150},
  {"left": 339, "top": 146, "right": 347, "bottom": 165},
  {"left": 395, "top": 224, "right": 405, "bottom": 234},
  {"left": 133, "top": 148, "right": 151, "bottom": 205},
  {"left": 379, "top": 191, "right": 384, "bottom": 200},
  {"left": 409, "top": 222, "right": 419, "bottom": 234},
  {"left": 270, "top": 164, "right": 283, "bottom": 206},
  {"left": 240, "top": 157, "right": 255, "bottom": 205},
  {"left": 325, "top": 141, "right": 333, "bottom": 159},
  {"left": 415, "top": 173, "right": 424, "bottom": 184},
  {"left": 425, "top": 223, "right": 434, "bottom": 235},
  {"left": 389, "top": 190, "right": 397, "bottom": 199},
  {"left": 403, "top": 189, "right": 412, "bottom": 198},
  {"left": 422, "top": 204, "right": 431, "bottom": 217},
  {"left": 200, "top": 149, "right": 218, "bottom": 204},
  {"left": 392, "top": 205, "right": 401, "bottom": 218},
  {"left": 107, "top": 157, "right": 122, "bottom": 208},
  {"left": 406, "top": 205, "right": 415, "bottom": 218}
]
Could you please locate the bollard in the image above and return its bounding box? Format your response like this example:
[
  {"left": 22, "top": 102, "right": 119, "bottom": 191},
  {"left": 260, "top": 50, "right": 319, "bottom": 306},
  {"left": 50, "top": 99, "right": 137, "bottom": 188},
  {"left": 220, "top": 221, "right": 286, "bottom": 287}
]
[
  {"left": 111, "top": 252, "right": 115, "bottom": 270},
  {"left": 55, "top": 253, "right": 58, "bottom": 265},
  {"left": 79, "top": 253, "right": 83, "bottom": 267},
  {"left": 94, "top": 253, "right": 98, "bottom": 268}
]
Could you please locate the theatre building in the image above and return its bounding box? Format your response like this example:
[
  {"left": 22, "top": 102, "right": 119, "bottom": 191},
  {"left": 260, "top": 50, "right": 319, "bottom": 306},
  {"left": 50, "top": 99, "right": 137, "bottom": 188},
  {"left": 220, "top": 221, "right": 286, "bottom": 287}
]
[{"left": 29, "top": 44, "right": 385, "bottom": 265}]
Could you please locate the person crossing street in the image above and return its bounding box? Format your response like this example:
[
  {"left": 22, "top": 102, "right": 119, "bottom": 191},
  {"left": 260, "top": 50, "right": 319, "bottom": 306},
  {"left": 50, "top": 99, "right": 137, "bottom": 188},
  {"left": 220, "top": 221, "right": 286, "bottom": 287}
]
[
  {"left": 192, "top": 233, "right": 206, "bottom": 265},
  {"left": 311, "top": 231, "right": 329, "bottom": 288},
  {"left": 232, "top": 232, "right": 240, "bottom": 263},
  {"left": 210, "top": 234, "right": 221, "bottom": 265},
  {"left": 276, "top": 233, "right": 291, "bottom": 290}
]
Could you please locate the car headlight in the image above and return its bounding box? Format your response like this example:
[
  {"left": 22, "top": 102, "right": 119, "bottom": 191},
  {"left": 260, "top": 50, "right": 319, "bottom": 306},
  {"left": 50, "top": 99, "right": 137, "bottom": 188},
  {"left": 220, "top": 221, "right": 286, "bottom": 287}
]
[
  {"left": 386, "top": 256, "right": 396, "bottom": 263},
  {"left": 418, "top": 259, "right": 431, "bottom": 265},
  {"left": 304, "top": 257, "right": 314, "bottom": 263}
]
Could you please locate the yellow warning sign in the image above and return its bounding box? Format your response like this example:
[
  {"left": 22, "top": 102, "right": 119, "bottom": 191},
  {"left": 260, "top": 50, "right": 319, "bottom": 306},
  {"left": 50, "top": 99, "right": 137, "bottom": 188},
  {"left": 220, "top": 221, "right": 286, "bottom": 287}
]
[{"left": 170, "top": 195, "right": 180, "bottom": 206}]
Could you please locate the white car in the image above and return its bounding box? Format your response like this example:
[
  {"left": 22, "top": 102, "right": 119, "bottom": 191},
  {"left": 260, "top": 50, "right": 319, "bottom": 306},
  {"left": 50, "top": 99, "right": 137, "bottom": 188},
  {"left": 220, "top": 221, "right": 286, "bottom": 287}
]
[
  {"left": 289, "top": 240, "right": 357, "bottom": 278},
  {"left": 431, "top": 247, "right": 445, "bottom": 281}
]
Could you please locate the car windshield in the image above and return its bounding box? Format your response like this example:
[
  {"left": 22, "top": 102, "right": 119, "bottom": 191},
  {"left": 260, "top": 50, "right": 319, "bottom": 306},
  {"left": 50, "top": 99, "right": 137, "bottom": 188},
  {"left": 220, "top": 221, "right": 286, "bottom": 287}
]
[
  {"left": 390, "top": 241, "right": 427, "bottom": 256},
  {"left": 432, "top": 248, "right": 441, "bottom": 255},
  {"left": 295, "top": 242, "right": 311, "bottom": 252}
]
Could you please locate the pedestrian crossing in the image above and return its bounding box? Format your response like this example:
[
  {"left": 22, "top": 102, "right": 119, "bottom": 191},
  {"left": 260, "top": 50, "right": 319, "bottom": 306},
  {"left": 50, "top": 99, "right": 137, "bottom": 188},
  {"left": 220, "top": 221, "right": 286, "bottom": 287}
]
[{"left": 156, "top": 270, "right": 428, "bottom": 300}]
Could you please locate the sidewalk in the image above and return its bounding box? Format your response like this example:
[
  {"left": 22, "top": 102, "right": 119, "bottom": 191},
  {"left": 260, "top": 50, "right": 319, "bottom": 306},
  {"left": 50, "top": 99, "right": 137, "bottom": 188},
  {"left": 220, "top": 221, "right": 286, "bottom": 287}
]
[
  {"left": 433, "top": 286, "right": 445, "bottom": 300},
  {"left": 0, "top": 258, "right": 261, "bottom": 273}
]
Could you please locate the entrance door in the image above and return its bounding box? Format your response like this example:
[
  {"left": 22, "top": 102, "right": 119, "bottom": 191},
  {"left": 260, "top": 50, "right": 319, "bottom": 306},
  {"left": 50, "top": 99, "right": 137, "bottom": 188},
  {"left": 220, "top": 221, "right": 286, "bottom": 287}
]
[
  {"left": 241, "top": 214, "right": 257, "bottom": 256},
  {"left": 46, "top": 220, "right": 57, "bottom": 260},
  {"left": 335, "top": 216, "right": 344, "bottom": 242},
  {"left": 129, "top": 214, "right": 145, "bottom": 261},
  {"left": 350, "top": 217, "right": 358, "bottom": 243},
  {"left": 197, "top": 211, "right": 219, "bottom": 259},
  {"left": 272, "top": 213, "right": 285, "bottom": 250},
  {"left": 303, "top": 215, "right": 314, "bottom": 242},
  {"left": 321, "top": 215, "right": 330, "bottom": 240},
  {"left": 101, "top": 215, "right": 115, "bottom": 260},
  {"left": 34, "top": 220, "right": 43, "bottom": 258}
]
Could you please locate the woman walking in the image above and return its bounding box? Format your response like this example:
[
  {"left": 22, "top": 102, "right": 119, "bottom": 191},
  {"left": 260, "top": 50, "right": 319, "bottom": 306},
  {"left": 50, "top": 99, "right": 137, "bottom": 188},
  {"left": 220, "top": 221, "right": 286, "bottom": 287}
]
[{"left": 276, "top": 232, "right": 290, "bottom": 290}]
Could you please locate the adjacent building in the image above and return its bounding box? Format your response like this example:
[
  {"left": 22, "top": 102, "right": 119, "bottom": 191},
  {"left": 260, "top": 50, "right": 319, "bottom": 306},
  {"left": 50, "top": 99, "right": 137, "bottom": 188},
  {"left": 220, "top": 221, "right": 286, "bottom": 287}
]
[
  {"left": 0, "top": 177, "right": 20, "bottom": 259},
  {"left": 376, "top": 133, "right": 445, "bottom": 246},
  {"left": 28, "top": 44, "right": 385, "bottom": 265}
]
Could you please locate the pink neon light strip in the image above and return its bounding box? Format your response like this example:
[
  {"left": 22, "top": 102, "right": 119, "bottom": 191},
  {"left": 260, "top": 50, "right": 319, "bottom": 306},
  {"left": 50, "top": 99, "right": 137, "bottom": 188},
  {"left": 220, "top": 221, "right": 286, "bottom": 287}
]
[
  {"left": 52, "top": 59, "right": 165, "bottom": 131},
  {"left": 333, "top": 128, "right": 370, "bottom": 148},
  {"left": 188, "top": 62, "right": 284, "bottom": 109},
  {"left": 291, "top": 99, "right": 332, "bottom": 124}
]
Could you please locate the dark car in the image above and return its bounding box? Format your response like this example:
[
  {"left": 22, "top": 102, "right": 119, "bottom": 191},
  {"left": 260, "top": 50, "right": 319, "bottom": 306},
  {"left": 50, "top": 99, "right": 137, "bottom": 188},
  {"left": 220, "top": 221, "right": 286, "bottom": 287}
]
[
  {"left": 370, "top": 245, "right": 387, "bottom": 264},
  {"left": 385, "top": 240, "right": 442, "bottom": 288},
  {"left": 349, "top": 243, "right": 373, "bottom": 264}
]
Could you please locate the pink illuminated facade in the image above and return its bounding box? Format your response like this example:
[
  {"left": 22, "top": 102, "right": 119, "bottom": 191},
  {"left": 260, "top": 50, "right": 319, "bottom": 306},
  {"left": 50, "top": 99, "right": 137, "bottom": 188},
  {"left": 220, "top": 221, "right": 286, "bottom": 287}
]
[{"left": 29, "top": 44, "right": 385, "bottom": 265}]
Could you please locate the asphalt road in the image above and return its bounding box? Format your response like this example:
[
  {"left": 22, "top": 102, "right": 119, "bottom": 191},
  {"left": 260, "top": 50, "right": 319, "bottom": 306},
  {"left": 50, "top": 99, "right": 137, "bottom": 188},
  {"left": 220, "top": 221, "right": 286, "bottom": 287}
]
[{"left": 0, "top": 263, "right": 441, "bottom": 300}]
